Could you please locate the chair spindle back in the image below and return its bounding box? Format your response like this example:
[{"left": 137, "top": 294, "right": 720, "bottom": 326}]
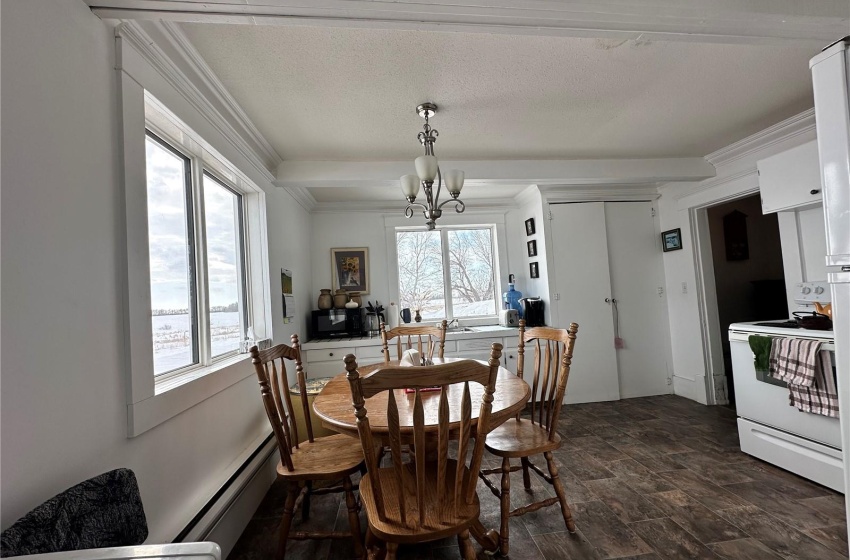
[
  {"left": 516, "top": 320, "right": 579, "bottom": 440},
  {"left": 380, "top": 320, "right": 448, "bottom": 363},
  {"left": 250, "top": 334, "right": 314, "bottom": 472},
  {"left": 345, "top": 344, "right": 502, "bottom": 527}
]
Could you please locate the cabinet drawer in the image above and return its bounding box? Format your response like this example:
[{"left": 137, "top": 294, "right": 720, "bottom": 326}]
[
  {"left": 354, "top": 345, "right": 386, "bottom": 360},
  {"left": 304, "top": 347, "right": 354, "bottom": 363},
  {"left": 457, "top": 338, "right": 503, "bottom": 352}
]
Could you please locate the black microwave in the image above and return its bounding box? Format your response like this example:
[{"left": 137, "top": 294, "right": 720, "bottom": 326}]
[{"left": 310, "top": 309, "right": 366, "bottom": 339}]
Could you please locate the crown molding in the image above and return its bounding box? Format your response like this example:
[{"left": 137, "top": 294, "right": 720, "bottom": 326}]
[
  {"left": 115, "top": 21, "right": 277, "bottom": 184},
  {"left": 671, "top": 169, "right": 756, "bottom": 202},
  {"left": 540, "top": 184, "right": 661, "bottom": 203},
  {"left": 90, "top": 1, "right": 846, "bottom": 47},
  {"left": 156, "top": 21, "right": 283, "bottom": 169},
  {"left": 704, "top": 109, "right": 816, "bottom": 168},
  {"left": 281, "top": 185, "right": 317, "bottom": 212}
]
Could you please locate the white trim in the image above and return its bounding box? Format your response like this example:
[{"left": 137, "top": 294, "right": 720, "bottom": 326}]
[
  {"left": 281, "top": 186, "right": 318, "bottom": 212},
  {"left": 88, "top": 1, "right": 846, "bottom": 47},
  {"left": 117, "top": 30, "right": 275, "bottom": 437},
  {"left": 704, "top": 109, "right": 817, "bottom": 167},
  {"left": 115, "top": 22, "right": 277, "bottom": 184},
  {"left": 540, "top": 184, "right": 661, "bottom": 203},
  {"left": 155, "top": 21, "right": 283, "bottom": 169}
]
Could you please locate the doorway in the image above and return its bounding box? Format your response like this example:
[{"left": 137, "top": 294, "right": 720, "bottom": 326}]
[{"left": 705, "top": 194, "right": 786, "bottom": 407}]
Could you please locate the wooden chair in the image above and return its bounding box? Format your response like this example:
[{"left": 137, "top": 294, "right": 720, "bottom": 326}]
[
  {"left": 380, "top": 320, "right": 448, "bottom": 363},
  {"left": 251, "top": 336, "right": 366, "bottom": 560},
  {"left": 478, "top": 320, "right": 579, "bottom": 556},
  {"left": 344, "top": 344, "right": 503, "bottom": 560}
]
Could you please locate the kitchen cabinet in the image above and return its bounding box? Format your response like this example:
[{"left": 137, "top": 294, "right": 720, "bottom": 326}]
[{"left": 757, "top": 141, "right": 823, "bottom": 214}]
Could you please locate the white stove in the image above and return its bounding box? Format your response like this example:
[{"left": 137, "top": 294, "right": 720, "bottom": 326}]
[{"left": 729, "top": 281, "right": 842, "bottom": 492}]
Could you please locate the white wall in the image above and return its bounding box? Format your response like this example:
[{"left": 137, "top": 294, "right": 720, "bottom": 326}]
[
  {"left": 657, "top": 113, "right": 817, "bottom": 404},
  {"left": 506, "top": 188, "right": 553, "bottom": 325},
  {"left": 0, "top": 0, "right": 311, "bottom": 542}
]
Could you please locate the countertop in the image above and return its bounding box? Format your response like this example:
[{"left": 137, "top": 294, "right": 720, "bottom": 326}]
[{"left": 302, "top": 324, "right": 518, "bottom": 350}]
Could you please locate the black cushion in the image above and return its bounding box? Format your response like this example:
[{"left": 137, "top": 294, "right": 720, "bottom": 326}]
[{"left": 1, "top": 468, "right": 148, "bottom": 557}]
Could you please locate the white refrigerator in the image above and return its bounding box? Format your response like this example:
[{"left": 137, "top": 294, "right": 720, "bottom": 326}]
[{"left": 810, "top": 36, "right": 850, "bottom": 520}]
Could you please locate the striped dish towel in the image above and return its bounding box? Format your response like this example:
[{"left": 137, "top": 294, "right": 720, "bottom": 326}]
[{"left": 769, "top": 338, "right": 838, "bottom": 418}]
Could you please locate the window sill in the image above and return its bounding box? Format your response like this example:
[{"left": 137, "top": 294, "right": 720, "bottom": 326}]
[{"left": 128, "top": 353, "right": 254, "bottom": 438}]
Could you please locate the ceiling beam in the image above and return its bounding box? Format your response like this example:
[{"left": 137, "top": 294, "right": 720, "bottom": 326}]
[
  {"left": 273, "top": 158, "right": 716, "bottom": 190},
  {"left": 87, "top": 1, "right": 847, "bottom": 47}
]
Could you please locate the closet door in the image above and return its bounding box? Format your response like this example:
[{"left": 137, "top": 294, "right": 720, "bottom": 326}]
[
  {"left": 604, "top": 202, "right": 670, "bottom": 398},
  {"left": 549, "top": 203, "right": 620, "bottom": 403}
]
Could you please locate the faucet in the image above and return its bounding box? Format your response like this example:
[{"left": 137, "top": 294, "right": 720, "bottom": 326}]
[{"left": 447, "top": 318, "right": 460, "bottom": 329}]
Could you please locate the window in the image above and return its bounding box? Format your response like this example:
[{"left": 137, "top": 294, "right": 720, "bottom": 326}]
[
  {"left": 396, "top": 227, "right": 497, "bottom": 320},
  {"left": 145, "top": 132, "right": 248, "bottom": 377}
]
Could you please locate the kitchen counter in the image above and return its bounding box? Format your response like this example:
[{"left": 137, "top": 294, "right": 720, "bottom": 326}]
[{"left": 301, "top": 324, "right": 518, "bottom": 350}]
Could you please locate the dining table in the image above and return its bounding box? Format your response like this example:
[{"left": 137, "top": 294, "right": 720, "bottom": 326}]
[{"left": 312, "top": 356, "right": 531, "bottom": 553}]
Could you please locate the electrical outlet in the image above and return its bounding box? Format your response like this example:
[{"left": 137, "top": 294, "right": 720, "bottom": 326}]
[
  {"left": 681, "top": 282, "right": 688, "bottom": 294},
  {"left": 554, "top": 293, "right": 561, "bottom": 300},
  {"left": 657, "top": 287, "right": 664, "bottom": 296}
]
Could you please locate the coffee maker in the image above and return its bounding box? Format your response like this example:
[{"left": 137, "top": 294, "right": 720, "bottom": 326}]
[{"left": 520, "top": 297, "right": 545, "bottom": 327}]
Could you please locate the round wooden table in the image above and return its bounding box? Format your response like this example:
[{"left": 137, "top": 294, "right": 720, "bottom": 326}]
[
  {"left": 313, "top": 358, "right": 531, "bottom": 439},
  {"left": 312, "top": 357, "right": 529, "bottom": 554}
]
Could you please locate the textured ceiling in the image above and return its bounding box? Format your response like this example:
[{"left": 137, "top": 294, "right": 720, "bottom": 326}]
[{"left": 179, "top": 23, "right": 815, "bottom": 162}]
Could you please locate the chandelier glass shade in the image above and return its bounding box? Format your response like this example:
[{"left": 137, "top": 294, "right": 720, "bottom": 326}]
[{"left": 400, "top": 103, "right": 465, "bottom": 230}]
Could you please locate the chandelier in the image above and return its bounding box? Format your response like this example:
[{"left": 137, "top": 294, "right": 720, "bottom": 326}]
[{"left": 400, "top": 102, "right": 465, "bottom": 230}]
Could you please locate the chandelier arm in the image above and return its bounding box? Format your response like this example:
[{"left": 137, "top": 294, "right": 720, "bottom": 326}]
[
  {"left": 433, "top": 167, "right": 443, "bottom": 209},
  {"left": 437, "top": 198, "right": 465, "bottom": 213},
  {"left": 404, "top": 202, "right": 429, "bottom": 219}
]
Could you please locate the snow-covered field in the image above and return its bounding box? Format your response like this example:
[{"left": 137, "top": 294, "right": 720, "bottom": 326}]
[{"left": 152, "top": 311, "right": 241, "bottom": 374}]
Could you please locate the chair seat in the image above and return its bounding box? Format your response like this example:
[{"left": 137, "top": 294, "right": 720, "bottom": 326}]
[
  {"left": 484, "top": 419, "right": 561, "bottom": 458},
  {"left": 276, "top": 434, "right": 365, "bottom": 480},
  {"left": 360, "top": 460, "right": 480, "bottom": 543}
]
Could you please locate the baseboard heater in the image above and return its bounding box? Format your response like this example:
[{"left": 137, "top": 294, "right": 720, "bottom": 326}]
[{"left": 174, "top": 432, "right": 276, "bottom": 543}]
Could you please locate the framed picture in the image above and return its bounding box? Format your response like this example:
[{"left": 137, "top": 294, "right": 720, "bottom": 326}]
[
  {"left": 529, "top": 261, "right": 539, "bottom": 279},
  {"left": 527, "top": 239, "right": 537, "bottom": 257},
  {"left": 525, "top": 218, "right": 536, "bottom": 236},
  {"left": 331, "top": 247, "right": 370, "bottom": 294},
  {"left": 661, "top": 228, "right": 683, "bottom": 252}
]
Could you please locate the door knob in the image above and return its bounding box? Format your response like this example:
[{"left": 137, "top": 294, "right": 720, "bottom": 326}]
[{"left": 810, "top": 189, "right": 820, "bottom": 195}]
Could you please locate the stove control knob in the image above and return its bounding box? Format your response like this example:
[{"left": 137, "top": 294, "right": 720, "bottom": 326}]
[
  {"left": 802, "top": 286, "right": 812, "bottom": 294},
  {"left": 814, "top": 286, "right": 825, "bottom": 294}
]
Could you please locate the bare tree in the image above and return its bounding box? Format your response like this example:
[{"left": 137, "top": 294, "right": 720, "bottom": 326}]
[
  {"left": 396, "top": 231, "right": 445, "bottom": 315},
  {"left": 448, "top": 229, "right": 494, "bottom": 303}
]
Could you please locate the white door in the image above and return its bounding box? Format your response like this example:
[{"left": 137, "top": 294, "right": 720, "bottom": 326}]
[
  {"left": 549, "top": 203, "right": 620, "bottom": 403},
  {"left": 604, "top": 202, "right": 670, "bottom": 398}
]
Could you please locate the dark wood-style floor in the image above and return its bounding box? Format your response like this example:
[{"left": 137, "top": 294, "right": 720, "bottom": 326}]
[{"left": 229, "top": 395, "right": 847, "bottom": 559}]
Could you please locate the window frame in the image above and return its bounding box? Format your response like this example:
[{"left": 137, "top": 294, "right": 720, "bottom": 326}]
[
  {"left": 391, "top": 220, "right": 504, "bottom": 325},
  {"left": 144, "top": 123, "right": 252, "bottom": 382},
  {"left": 120, "top": 81, "right": 273, "bottom": 437}
]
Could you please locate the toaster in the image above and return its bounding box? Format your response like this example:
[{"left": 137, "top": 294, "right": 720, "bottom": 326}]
[{"left": 499, "top": 309, "right": 519, "bottom": 327}]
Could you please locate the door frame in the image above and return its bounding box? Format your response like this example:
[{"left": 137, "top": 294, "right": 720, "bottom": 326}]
[{"left": 687, "top": 188, "right": 760, "bottom": 405}]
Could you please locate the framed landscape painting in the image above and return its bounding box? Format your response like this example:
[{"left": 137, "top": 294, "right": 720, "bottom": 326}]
[{"left": 331, "top": 247, "right": 370, "bottom": 294}]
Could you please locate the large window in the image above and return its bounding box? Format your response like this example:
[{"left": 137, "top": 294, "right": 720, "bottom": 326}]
[
  {"left": 396, "top": 227, "right": 497, "bottom": 320},
  {"left": 145, "top": 132, "right": 248, "bottom": 377}
]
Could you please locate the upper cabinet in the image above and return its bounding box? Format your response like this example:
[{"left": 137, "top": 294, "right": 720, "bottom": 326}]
[{"left": 757, "top": 140, "right": 822, "bottom": 214}]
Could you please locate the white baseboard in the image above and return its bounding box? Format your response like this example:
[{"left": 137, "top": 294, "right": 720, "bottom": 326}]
[
  {"left": 176, "top": 433, "right": 279, "bottom": 559},
  {"left": 672, "top": 375, "right": 708, "bottom": 404}
]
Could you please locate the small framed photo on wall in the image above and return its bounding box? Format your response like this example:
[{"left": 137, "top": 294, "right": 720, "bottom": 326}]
[
  {"left": 661, "top": 228, "right": 683, "bottom": 252},
  {"left": 527, "top": 239, "right": 537, "bottom": 257},
  {"left": 529, "top": 261, "right": 539, "bottom": 279},
  {"left": 525, "top": 218, "right": 536, "bottom": 236}
]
